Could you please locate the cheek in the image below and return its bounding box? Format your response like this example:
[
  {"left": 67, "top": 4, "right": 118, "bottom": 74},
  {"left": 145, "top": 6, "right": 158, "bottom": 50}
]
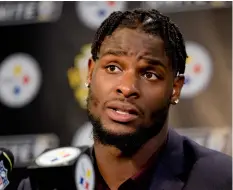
[
  {"left": 90, "top": 71, "right": 112, "bottom": 108},
  {"left": 142, "top": 84, "right": 171, "bottom": 111},
  {"left": 93, "top": 68, "right": 118, "bottom": 91}
]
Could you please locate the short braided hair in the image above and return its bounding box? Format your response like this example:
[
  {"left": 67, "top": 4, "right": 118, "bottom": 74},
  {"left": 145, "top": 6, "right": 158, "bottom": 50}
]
[{"left": 91, "top": 9, "right": 187, "bottom": 75}]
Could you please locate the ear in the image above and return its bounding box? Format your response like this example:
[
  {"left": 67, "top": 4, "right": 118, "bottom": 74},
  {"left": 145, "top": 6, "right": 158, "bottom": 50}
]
[
  {"left": 171, "top": 75, "right": 185, "bottom": 105},
  {"left": 87, "top": 58, "right": 95, "bottom": 85}
]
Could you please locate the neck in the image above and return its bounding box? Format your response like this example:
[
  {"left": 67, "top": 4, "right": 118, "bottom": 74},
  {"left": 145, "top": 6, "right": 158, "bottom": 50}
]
[{"left": 94, "top": 125, "right": 168, "bottom": 189}]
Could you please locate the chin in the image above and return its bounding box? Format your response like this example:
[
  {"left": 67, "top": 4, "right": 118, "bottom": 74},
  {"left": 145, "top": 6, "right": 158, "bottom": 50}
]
[
  {"left": 104, "top": 125, "right": 136, "bottom": 136},
  {"left": 88, "top": 108, "right": 161, "bottom": 156},
  {"left": 102, "top": 119, "right": 138, "bottom": 135}
]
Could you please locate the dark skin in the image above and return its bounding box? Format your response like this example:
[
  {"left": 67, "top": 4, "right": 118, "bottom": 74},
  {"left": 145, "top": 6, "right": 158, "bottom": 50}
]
[{"left": 87, "top": 28, "right": 184, "bottom": 190}]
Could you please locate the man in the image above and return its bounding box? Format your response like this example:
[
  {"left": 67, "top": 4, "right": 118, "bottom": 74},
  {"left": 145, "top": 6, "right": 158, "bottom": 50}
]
[{"left": 18, "top": 9, "right": 232, "bottom": 190}]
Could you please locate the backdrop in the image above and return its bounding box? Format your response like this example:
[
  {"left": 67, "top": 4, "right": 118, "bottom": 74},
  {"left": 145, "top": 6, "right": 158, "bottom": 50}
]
[{"left": 0, "top": 2, "right": 231, "bottom": 189}]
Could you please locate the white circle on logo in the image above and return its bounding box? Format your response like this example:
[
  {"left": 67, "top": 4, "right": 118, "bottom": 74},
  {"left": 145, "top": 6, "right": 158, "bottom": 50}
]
[
  {"left": 75, "top": 154, "right": 95, "bottom": 190},
  {"left": 35, "top": 147, "right": 81, "bottom": 167},
  {"left": 0, "top": 53, "right": 42, "bottom": 108},
  {"left": 71, "top": 122, "right": 94, "bottom": 147},
  {"left": 76, "top": 1, "right": 127, "bottom": 30},
  {"left": 181, "top": 42, "right": 212, "bottom": 98}
]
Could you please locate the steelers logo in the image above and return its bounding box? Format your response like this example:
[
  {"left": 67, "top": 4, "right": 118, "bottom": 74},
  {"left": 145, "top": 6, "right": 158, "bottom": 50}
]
[
  {"left": 0, "top": 53, "right": 42, "bottom": 108},
  {"left": 67, "top": 44, "right": 91, "bottom": 109},
  {"left": 181, "top": 42, "right": 213, "bottom": 98},
  {"left": 35, "top": 147, "right": 81, "bottom": 167},
  {"left": 76, "top": 1, "right": 127, "bottom": 30},
  {"left": 75, "top": 154, "right": 95, "bottom": 190}
]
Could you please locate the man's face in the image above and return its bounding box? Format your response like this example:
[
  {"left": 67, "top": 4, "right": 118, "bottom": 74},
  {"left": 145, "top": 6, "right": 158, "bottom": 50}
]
[{"left": 87, "top": 28, "right": 184, "bottom": 156}]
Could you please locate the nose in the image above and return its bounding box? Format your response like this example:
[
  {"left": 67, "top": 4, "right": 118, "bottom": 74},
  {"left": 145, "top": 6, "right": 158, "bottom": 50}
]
[{"left": 116, "top": 71, "right": 140, "bottom": 99}]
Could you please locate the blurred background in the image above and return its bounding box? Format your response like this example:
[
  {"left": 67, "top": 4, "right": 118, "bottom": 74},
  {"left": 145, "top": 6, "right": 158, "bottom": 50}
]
[{"left": 0, "top": 1, "right": 232, "bottom": 189}]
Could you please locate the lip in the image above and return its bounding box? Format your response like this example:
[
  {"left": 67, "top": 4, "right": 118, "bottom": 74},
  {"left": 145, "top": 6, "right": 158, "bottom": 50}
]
[{"left": 106, "top": 101, "right": 140, "bottom": 123}]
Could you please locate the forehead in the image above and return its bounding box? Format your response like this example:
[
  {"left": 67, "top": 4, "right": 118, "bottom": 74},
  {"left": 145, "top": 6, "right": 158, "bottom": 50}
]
[{"left": 99, "top": 28, "right": 166, "bottom": 58}]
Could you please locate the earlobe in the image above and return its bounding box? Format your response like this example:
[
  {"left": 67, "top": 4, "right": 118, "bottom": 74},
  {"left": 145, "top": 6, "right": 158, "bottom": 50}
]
[
  {"left": 171, "top": 75, "right": 185, "bottom": 105},
  {"left": 172, "top": 89, "right": 176, "bottom": 96}
]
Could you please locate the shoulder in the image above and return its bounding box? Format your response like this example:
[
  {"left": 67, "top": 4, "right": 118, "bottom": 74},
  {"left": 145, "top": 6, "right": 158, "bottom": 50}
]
[
  {"left": 17, "top": 178, "right": 32, "bottom": 190},
  {"left": 182, "top": 134, "right": 232, "bottom": 167},
  {"left": 182, "top": 135, "right": 232, "bottom": 189},
  {"left": 192, "top": 149, "right": 232, "bottom": 176}
]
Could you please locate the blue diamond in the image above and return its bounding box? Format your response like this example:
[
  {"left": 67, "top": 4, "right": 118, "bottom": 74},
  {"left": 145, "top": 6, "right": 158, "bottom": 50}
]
[
  {"left": 13, "top": 86, "right": 21, "bottom": 95},
  {"left": 184, "top": 77, "right": 191, "bottom": 85},
  {"left": 79, "top": 177, "right": 84, "bottom": 185},
  {"left": 51, "top": 157, "right": 58, "bottom": 162},
  {"left": 98, "top": 9, "right": 106, "bottom": 17}
]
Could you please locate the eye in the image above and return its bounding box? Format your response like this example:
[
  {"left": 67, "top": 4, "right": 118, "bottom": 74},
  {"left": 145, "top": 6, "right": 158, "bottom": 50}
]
[
  {"left": 143, "top": 72, "right": 158, "bottom": 80},
  {"left": 106, "top": 65, "right": 121, "bottom": 73}
]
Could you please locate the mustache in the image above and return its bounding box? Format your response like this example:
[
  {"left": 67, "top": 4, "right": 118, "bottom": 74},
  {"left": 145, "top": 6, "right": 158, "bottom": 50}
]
[
  {"left": 104, "top": 97, "right": 144, "bottom": 115},
  {"left": 87, "top": 88, "right": 144, "bottom": 116}
]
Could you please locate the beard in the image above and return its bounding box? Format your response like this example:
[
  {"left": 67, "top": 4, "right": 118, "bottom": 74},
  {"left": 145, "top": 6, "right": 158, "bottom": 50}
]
[{"left": 87, "top": 88, "right": 170, "bottom": 157}]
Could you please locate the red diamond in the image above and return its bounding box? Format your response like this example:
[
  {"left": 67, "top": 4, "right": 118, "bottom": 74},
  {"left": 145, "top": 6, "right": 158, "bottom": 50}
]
[
  {"left": 193, "top": 64, "right": 202, "bottom": 73},
  {"left": 85, "top": 182, "right": 89, "bottom": 189},
  {"left": 107, "top": 1, "right": 115, "bottom": 6},
  {"left": 63, "top": 153, "right": 70, "bottom": 158},
  {"left": 23, "top": 75, "right": 30, "bottom": 84}
]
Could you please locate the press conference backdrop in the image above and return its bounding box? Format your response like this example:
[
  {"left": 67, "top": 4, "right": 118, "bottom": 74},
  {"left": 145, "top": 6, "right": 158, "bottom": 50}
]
[{"left": 0, "top": 1, "right": 231, "bottom": 189}]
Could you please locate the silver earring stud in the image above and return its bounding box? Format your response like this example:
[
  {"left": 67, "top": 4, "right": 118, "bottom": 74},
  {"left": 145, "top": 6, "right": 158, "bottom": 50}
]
[
  {"left": 85, "top": 82, "right": 89, "bottom": 88},
  {"left": 174, "top": 99, "right": 179, "bottom": 104}
]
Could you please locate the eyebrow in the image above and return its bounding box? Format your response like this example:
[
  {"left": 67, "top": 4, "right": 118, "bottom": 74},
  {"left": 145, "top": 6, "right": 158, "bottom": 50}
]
[
  {"left": 99, "top": 49, "right": 167, "bottom": 69},
  {"left": 140, "top": 56, "right": 167, "bottom": 69},
  {"left": 100, "top": 49, "right": 127, "bottom": 58}
]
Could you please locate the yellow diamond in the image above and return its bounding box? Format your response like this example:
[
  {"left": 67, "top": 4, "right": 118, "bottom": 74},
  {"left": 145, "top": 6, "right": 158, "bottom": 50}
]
[
  {"left": 186, "top": 56, "right": 192, "bottom": 64},
  {"left": 86, "top": 169, "right": 91, "bottom": 178},
  {"left": 13, "top": 65, "right": 22, "bottom": 76}
]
